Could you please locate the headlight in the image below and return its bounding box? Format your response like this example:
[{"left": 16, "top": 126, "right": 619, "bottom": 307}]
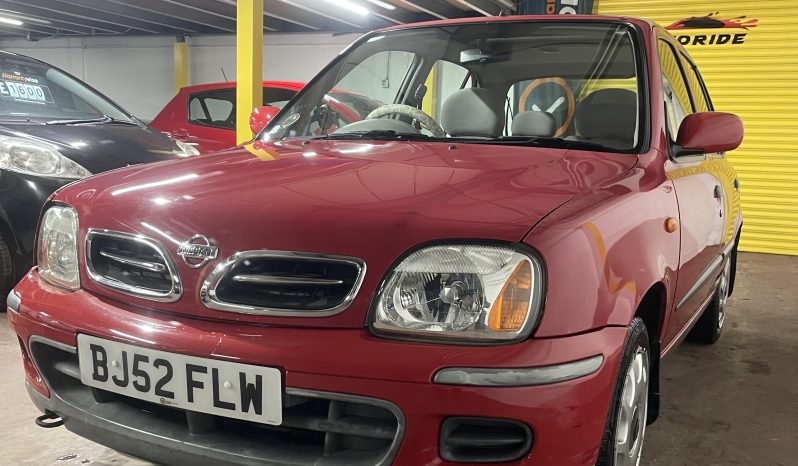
[
  {"left": 174, "top": 139, "right": 200, "bottom": 157},
  {"left": 37, "top": 205, "right": 80, "bottom": 290},
  {"left": 0, "top": 136, "right": 91, "bottom": 179},
  {"left": 372, "top": 244, "right": 544, "bottom": 343}
]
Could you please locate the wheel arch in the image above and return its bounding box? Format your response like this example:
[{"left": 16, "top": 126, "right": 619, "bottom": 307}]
[
  {"left": 633, "top": 281, "right": 667, "bottom": 344},
  {"left": 633, "top": 281, "right": 667, "bottom": 425}
]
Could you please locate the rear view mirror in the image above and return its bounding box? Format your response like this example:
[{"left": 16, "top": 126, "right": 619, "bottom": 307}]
[
  {"left": 249, "top": 105, "right": 281, "bottom": 135},
  {"left": 675, "top": 112, "right": 743, "bottom": 157},
  {"left": 460, "top": 48, "right": 491, "bottom": 63}
]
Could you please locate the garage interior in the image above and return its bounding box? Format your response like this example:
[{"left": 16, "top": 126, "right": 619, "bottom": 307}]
[{"left": 0, "top": 0, "right": 796, "bottom": 465}]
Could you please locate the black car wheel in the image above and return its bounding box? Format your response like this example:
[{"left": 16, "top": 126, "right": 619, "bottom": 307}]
[{"left": 597, "top": 317, "right": 650, "bottom": 466}]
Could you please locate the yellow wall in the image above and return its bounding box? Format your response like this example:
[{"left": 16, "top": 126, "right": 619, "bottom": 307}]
[{"left": 595, "top": 0, "right": 798, "bottom": 255}]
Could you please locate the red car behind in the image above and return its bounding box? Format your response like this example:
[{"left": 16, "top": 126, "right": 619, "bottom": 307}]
[
  {"left": 9, "top": 15, "right": 743, "bottom": 466},
  {"left": 151, "top": 81, "right": 382, "bottom": 153}
]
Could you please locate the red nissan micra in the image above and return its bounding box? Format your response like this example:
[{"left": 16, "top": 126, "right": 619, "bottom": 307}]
[{"left": 8, "top": 15, "right": 743, "bottom": 466}]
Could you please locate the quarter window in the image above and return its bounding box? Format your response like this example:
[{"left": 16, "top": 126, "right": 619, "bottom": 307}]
[
  {"left": 681, "top": 53, "right": 712, "bottom": 113},
  {"left": 658, "top": 39, "right": 694, "bottom": 141}
]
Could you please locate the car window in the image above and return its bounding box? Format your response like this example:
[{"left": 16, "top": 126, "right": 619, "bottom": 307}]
[
  {"left": 188, "top": 90, "right": 235, "bottom": 129},
  {"left": 188, "top": 97, "right": 205, "bottom": 121},
  {"left": 421, "top": 60, "right": 471, "bottom": 122},
  {"left": 335, "top": 50, "right": 415, "bottom": 107},
  {"left": 205, "top": 98, "right": 233, "bottom": 122},
  {"left": 326, "top": 92, "right": 383, "bottom": 120},
  {"left": 0, "top": 54, "right": 132, "bottom": 122},
  {"left": 680, "top": 53, "right": 712, "bottom": 113},
  {"left": 263, "top": 87, "right": 298, "bottom": 108},
  {"left": 188, "top": 87, "right": 299, "bottom": 130},
  {"left": 270, "top": 23, "right": 643, "bottom": 153},
  {"left": 658, "top": 39, "right": 694, "bottom": 141},
  {"left": 508, "top": 76, "right": 638, "bottom": 138}
]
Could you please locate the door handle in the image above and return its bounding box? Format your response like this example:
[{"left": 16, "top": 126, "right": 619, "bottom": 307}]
[{"left": 713, "top": 185, "right": 722, "bottom": 200}]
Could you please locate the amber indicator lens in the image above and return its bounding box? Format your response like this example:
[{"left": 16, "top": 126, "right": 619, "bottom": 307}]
[{"left": 489, "top": 260, "right": 532, "bottom": 331}]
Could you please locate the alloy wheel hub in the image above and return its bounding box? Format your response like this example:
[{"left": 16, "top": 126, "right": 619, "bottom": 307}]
[
  {"left": 614, "top": 347, "right": 649, "bottom": 466},
  {"left": 718, "top": 259, "right": 732, "bottom": 330}
]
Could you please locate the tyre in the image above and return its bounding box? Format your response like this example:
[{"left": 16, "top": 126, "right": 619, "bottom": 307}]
[
  {"left": 0, "top": 235, "right": 13, "bottom": 311},
  {"left": 687, "top": 256, "right": 732, "bottom": 345},
  {"left": 597, "top": 317, "right": 650, "bottom": 466}
]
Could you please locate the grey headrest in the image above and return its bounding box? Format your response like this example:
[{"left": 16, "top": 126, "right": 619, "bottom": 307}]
[
  {"left": 575, "top": 89, "right": 638, "bottom": 140},
  {"left": 512, "top": 111, "right": 556, "bottom": 137},
  {"left": 441, "top": 88, "right": 504, "bottom": 138}
]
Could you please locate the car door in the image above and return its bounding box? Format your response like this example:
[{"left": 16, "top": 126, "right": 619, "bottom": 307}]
[{"left": 658, "top": 35, "right": 729, "bottom": 344}]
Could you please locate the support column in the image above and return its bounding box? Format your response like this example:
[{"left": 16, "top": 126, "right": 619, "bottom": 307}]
[
  {"left": 173, "top": 36, "right": 189, "bottom": 95},
  {"left": 422, "top": 62, "right": 438, "bottom": 119},
  {"left": 236, "top": 0, "right": 264, "bottom": 144}
]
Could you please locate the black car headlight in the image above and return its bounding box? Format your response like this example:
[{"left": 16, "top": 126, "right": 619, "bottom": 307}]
[
  {"left": 371, "top": 244, "right": 545, "bottom": 343},
  {"left": 0, "top": 136, "right": 91, "bottom": 179},
  {"left": 37, "top": 205, "right": 80, "bottom": 290}
]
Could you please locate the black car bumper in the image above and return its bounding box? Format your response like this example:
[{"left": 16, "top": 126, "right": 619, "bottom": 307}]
[{"left": 0, "top": 170, "right": 72, "bottom": 278}]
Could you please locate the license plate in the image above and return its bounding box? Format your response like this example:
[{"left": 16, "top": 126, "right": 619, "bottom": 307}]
[{"left": 77, "top": 334, "right": 283, "bottom": 425}]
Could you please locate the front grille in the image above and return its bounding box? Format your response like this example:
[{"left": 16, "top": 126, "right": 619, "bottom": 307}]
[
  {"left": 201, "top": 251, "right": 365, "bottom": 316},
  {"left": 86, "top": 229, "right": 181, "bottom": 302},
  {"left": 29, "top": 338, "right": 403, "bottom": 466}
]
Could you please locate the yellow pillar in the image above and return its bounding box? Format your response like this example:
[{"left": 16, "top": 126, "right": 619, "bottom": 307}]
[
  {"left": 422, "top": 63, "right": 438, "bottom": 119},
  {"left": 173, "top": 37, "right": 189, "bottom": 95},
  {"left": 236, "top": 0, "right": 264, "bottom": 144}
]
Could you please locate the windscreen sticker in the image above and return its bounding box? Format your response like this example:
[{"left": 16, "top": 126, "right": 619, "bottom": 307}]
[
  {"left": 282, "top": 112, "right": 300, "bottom": 127},
  {"left": 0, "top": 70, "right": 54, "bottom": 105}
]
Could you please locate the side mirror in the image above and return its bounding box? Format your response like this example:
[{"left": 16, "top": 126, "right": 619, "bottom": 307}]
[
  {"left": 249, "top": 105, "right": 280, "bottom": 135},
  {"left": 675, "top": 112, "right": 743, "bottom": 157}
]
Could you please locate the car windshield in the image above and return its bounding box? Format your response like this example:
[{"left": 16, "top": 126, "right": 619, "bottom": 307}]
[
  {"left": 0, "top": 53, "right": 133, "bottom": 123},
  {"left": 266, "top": 21, "right": 643, "bottom": 152}
]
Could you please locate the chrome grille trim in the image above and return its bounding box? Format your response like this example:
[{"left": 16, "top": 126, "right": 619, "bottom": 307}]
[
  {"left": 85, "top": 229, "right": 182, "bottom": 302},
  {"left": 231, "top": 274, "right": 345, "bottom": 286},
  {"left": 200, "top": 250, "right": 366, "bottom": 316},
  {"left": 98, "top": 250, "right": 168, "bottom": 273}
]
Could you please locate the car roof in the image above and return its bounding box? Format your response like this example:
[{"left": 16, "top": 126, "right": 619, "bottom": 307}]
[
  {"left": 377, "top": 14, "right": 655, "bottom": 32},
  {"left": 178, "top": 80, "right": 305, "bottom": 94},
  {"left": 0, "top": 49, "right": 52, "bottom": 66}
]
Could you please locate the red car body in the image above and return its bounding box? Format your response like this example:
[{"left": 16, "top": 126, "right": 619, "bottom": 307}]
[
  {"left": 150, "top": 81, "right": 369, "bottom": 153},
  {"left": 9, "top": 15, "right": 743, "bottom": 466},
  {"left": 150, "top": 81, "right": 305, "bottom": 153}
]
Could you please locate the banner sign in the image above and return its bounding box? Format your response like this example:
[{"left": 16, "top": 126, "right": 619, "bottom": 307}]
[{"left": 0, "top": 70, "right": 54, "bottom": 105}]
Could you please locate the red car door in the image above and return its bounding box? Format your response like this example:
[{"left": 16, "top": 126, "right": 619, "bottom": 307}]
[{"left": 658, "top": 36, "right": 727, "bottom": 345}]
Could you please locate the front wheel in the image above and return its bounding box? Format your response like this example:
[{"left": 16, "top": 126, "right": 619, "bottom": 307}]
[{"left": 597, "top": 317, "right": 650, "bottom": 466}]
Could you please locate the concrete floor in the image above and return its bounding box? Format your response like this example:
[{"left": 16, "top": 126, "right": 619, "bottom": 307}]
[{"left": 0, "top": 252, "right": 796, "bottom": 466}]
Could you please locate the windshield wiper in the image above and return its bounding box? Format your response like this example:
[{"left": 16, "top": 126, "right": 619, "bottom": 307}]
[
  {"left": 46, "top": 115, "right": 138, "bottom": 126},
  {"left": 485, "top": 136, "right": 623, "bottom": 152},
  {"left": 309, "top": 129, "right": 431, "bottom": 141}
]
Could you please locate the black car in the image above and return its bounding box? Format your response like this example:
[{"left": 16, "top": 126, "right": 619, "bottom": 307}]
[{"left": 0, "top": 51, "right": 199, "bottom": 296}]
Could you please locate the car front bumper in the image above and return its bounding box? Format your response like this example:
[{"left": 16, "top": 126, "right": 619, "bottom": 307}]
[{"left": 9, "top": 272, "right": 626, "bottom": 466}]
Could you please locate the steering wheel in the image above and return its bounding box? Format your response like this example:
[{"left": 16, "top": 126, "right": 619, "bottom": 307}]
[{"left": 366, "top": 104, "right": 446, "bottom": 137}]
